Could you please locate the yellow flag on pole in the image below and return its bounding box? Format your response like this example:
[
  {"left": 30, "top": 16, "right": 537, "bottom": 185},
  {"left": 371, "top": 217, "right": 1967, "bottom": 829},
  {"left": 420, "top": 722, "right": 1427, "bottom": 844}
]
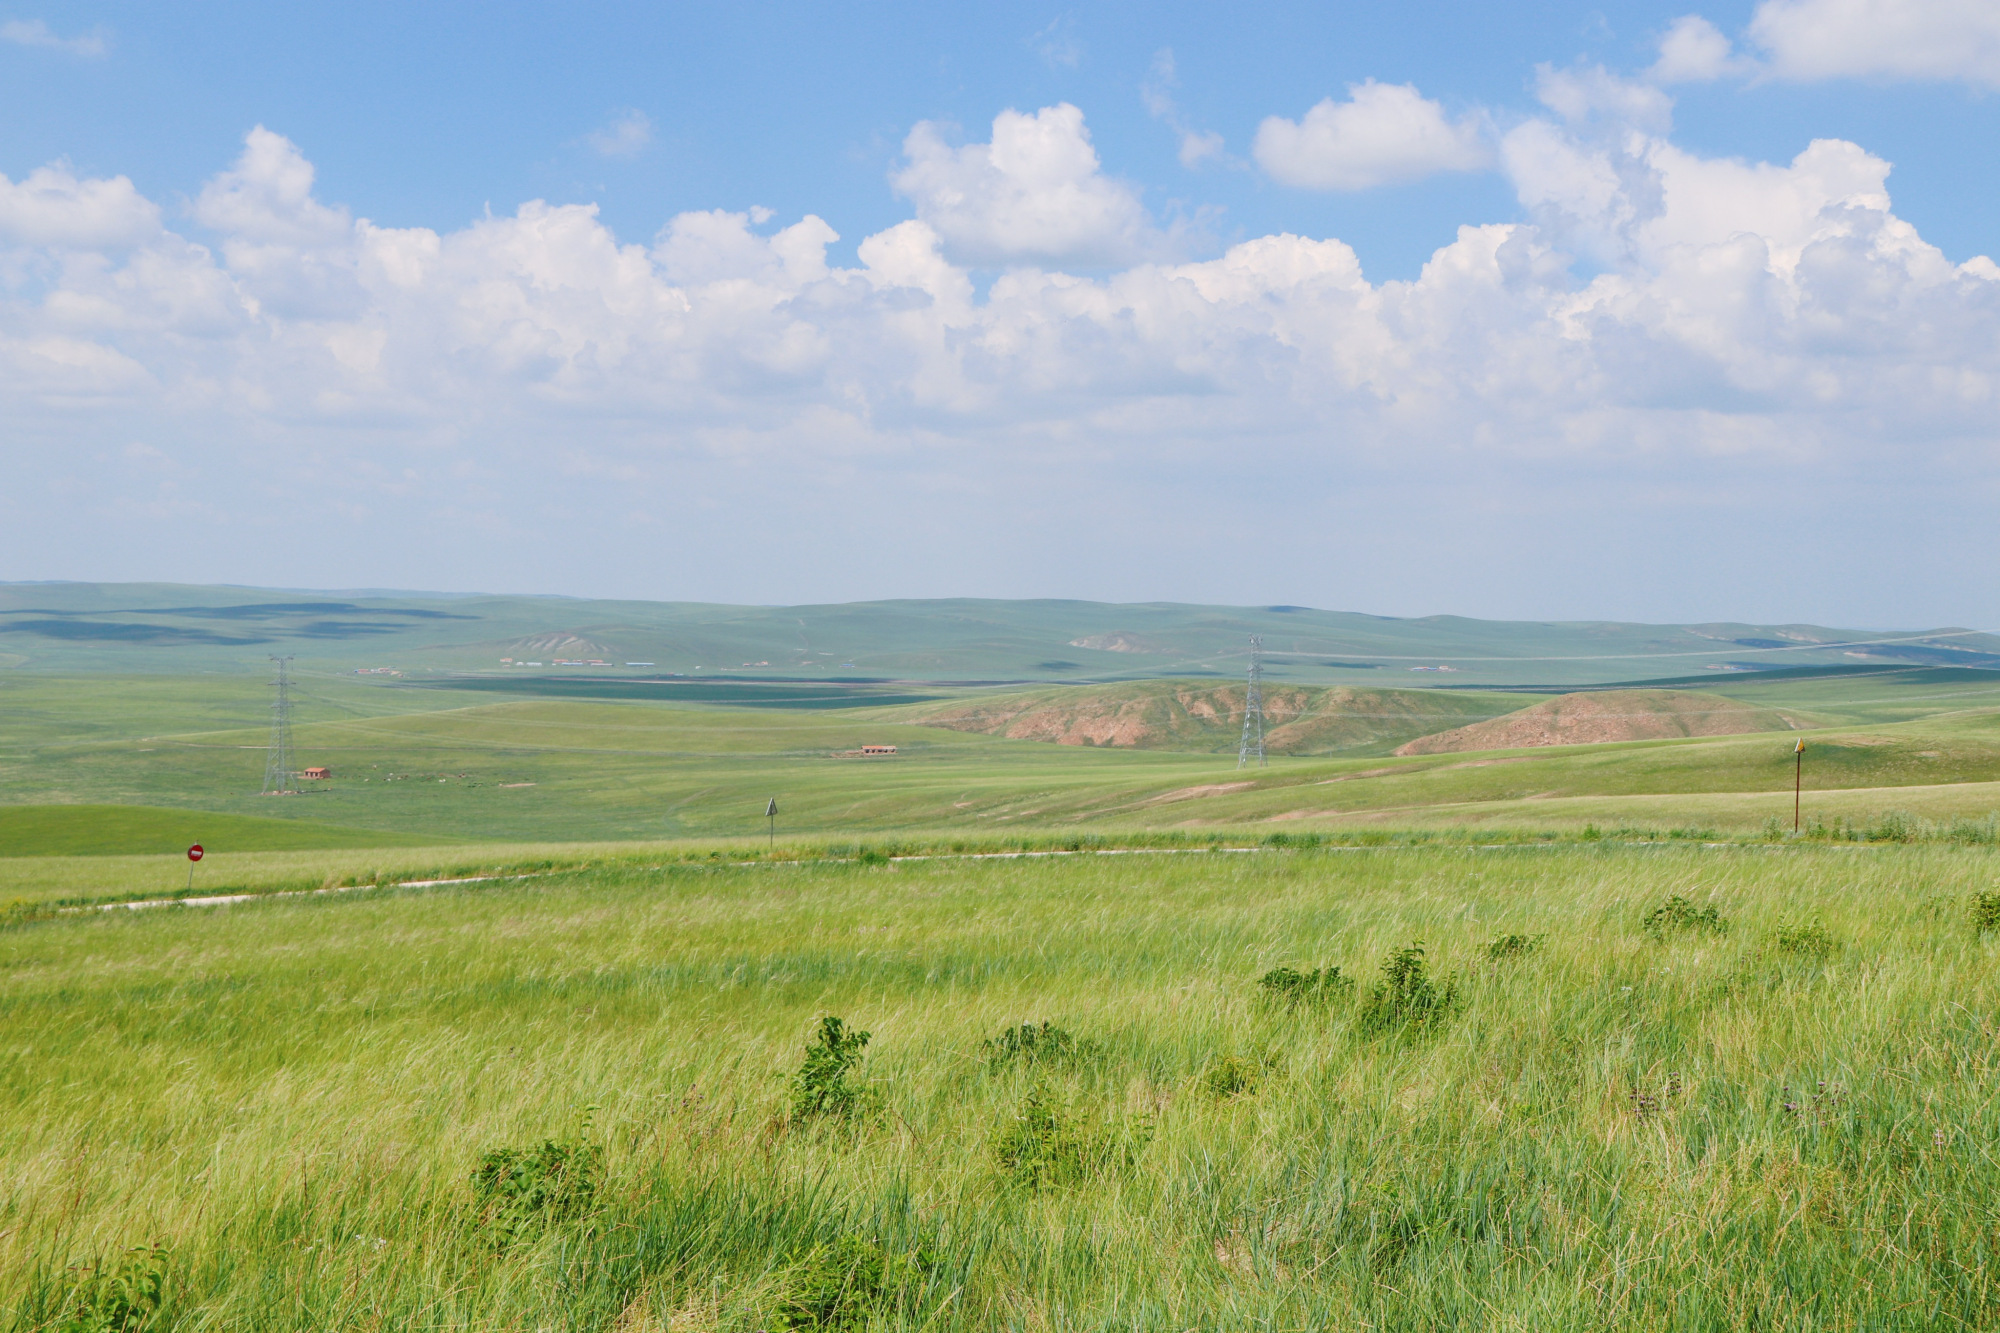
[{"left": 1795, "top": 739, "right": 1805, "bottom": 753}]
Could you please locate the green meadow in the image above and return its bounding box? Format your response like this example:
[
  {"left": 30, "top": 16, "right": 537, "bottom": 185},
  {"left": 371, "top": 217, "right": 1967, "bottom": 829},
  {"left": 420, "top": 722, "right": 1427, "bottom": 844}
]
[{"left": 7, "top": 844, "right": 2000, "bottom": 1330}]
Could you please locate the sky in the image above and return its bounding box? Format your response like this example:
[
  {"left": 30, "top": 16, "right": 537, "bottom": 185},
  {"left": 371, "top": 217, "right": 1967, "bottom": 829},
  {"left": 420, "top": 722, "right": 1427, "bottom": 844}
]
[{"left": 2, "top": 0, "right": 1997, "bottom": 626}]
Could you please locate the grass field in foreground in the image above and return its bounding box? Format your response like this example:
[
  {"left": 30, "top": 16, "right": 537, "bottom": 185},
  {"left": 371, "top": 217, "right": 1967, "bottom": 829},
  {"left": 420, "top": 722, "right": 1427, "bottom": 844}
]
[{"left": 6, "top": 843, "right": 2000, "bottom": 1329}]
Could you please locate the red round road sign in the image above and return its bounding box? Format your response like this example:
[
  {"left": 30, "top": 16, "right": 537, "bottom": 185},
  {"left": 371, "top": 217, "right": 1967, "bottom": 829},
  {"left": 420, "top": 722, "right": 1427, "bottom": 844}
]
[{"left": 187, "top": 844, "right": 204, "bottom": 862}]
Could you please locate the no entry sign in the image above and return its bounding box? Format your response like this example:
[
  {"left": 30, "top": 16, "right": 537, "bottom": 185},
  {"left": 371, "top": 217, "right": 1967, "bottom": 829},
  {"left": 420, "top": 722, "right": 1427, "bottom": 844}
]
[{"left": 187, "top": 844, "right": 204, "bottom": 862}]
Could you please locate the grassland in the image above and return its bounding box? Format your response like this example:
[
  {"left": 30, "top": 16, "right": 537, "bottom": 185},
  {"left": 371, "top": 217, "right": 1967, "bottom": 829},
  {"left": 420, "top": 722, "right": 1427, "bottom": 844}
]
[
  {"left": 7, "top": 668, "right": 2000, "bottom": 873},
  {"left": 7, "top": 842, "right": 2000, "bottom": 1330}
]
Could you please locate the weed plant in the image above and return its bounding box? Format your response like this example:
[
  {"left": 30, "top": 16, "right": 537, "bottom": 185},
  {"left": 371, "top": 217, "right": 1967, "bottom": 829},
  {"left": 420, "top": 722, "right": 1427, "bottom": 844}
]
[
  {"left": 778, "top": 1234, "right": 934, "bottom": 1331},
  {"left": 1643, "top": 894, "right": 1730, "bottom": 939},
  {"left": 980, "top": 1021, "right": 1079, "bottom": 1069},
  {"left": 791, "top": 1017, "right": 871, "bottom": 1121},
  {"left": 1356, "top": 943, "right": 1461, "bottom": 1034},
  {"left": 1772, "top": 918, "right": 1838, "bottom": 959},
  {"left": 470, "top": 1118, "right": 603, "bottom": 1249},
  {"left": 56, "top": 1246, "right": 166, "bottom": 1333},
  {"left": 1256, "top": 965, "right": 1354, "bottom": 1008},
  {"left": 1484, "top": 932, "right": 1545, "bottom": 959}
]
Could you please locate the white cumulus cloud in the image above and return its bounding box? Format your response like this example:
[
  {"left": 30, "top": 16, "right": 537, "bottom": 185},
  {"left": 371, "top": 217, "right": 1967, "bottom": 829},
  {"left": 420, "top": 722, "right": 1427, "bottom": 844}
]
[
  {"left": 1749, "top": 0, "right": 2000, "bottom": 87},
  {"left": 1649, "top": 15, "right": 1747, "bottom": 83},
  {"left": 1253, "top": 82, "right": 1490, "bottom": 190},
  {"left": 890, "top": 103, "right": 1166, "bottom": 267}
]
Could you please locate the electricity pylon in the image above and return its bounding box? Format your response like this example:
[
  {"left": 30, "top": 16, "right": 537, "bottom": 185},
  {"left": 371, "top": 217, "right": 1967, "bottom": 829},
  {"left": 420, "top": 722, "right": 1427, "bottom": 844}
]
[
  {"left": 1237, "top": 635, "right": 1266, "bottom": 769},
  {"left": 261, "top": 655, "right": 296, "bottom": 794}
]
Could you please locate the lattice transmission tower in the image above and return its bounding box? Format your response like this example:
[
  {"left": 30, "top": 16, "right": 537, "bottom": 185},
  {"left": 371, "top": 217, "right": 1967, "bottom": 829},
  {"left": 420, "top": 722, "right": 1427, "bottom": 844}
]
[
  {"left": 1237, "top": 635, "right": 1266, "bottom": 769},
  {"left": 261, "top": 654, "right": 297, "bottom": 794}
]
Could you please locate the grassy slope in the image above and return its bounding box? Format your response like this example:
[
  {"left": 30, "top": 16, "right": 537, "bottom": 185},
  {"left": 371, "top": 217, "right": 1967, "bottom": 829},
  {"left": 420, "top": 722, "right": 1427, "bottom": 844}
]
[
  {"left": 4, "top": 845, "right": 1998, "bottom": 1328},
  {"left": 6, "top": 672, "right": 2000, "bottom": 861}
]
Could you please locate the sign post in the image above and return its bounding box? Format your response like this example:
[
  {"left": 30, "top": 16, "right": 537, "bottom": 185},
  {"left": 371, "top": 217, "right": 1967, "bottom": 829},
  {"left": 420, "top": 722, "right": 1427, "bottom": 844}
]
[
  {"left": 766, "top": 798, "right": 778, "bottom": 850},
  {"left": 186, "top": 843, "right": 204, "bottom": 892},
  {"left": 1793, "top": 740, "right": 1805, "bottom": 833}
]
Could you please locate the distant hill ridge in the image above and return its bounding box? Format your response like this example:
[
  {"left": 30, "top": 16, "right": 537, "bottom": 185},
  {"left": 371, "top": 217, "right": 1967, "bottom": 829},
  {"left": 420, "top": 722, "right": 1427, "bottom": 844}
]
[{"left": 3, "top": 582, "right": 1996, "bottom": 689}]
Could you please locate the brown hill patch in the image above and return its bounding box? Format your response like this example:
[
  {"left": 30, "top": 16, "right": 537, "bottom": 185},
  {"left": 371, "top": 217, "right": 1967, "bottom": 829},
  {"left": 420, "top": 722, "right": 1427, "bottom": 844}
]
[
  {"left": 1393, "top": 689, "right": 1802, "bottom": 756},
  {"left": 912, "top": 681, "right": 1527, "bottom": 755}
]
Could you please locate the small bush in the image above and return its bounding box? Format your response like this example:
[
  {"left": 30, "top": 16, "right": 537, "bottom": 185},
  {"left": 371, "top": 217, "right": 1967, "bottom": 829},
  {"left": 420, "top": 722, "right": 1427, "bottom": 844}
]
[
  {"left": 1973, "top": 892, "right": 2000, "bottom": 934},
  {"left": 982, "top": 1021, "right": 1078, "bottom": 1069},
  {"left": 1579, "top": 823, "right": 1603, "bottom": 842},
  {"left": 1484, "top": 933, "right": 1544, "bottom": 960},
  {"left": 1258, "top": 965, "right": 1354, "bottom": 1008},
  {"left": 60, "top": 1245, "right": 167, "bottom": 1333},
  {"left": 1643, "top": 895, "right": 1729, "bottom": 941},
  {"left": 1772, "top": 919, "right": 1837, "bottom": 960},
  {"left": 992, "top": 1089, "right": 1144, "bottom": 1191},
  {"left": 471, "top": 1121, "right": 603, "bottom": 1248},
  {"left": 1201, "top": 1055, "right": 1259, "bottom": 1099},
  {"left": 1666, "top": 826, "right": 1719, "bottom": 842},
  {"left": 777, "top": 1234, "right": 934, "bottom": 1331},
  {"left": 1357, "top": 944, "right": 1461, "bottom": 1035},
  {"left": 792, "top": 1017, "right": 871, "bottom": 1121}
]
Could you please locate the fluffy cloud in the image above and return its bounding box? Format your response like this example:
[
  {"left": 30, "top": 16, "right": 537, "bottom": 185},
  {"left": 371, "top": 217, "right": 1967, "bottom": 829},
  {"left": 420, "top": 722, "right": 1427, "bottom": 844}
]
[
  {"left": 1748, "top": 0, "right": 2000, "bottom": 86},
  {"left": 1649, "top": 15, "right": 1746, "bottom": 83},
  {"left": 890, "top": 104, "right": 1166, "bottom": 266},
  {"left": 1, "top": 118, "right": 1996, "bottom": 615},
  {"left": 0, "top": 164, "right": 160, "bottom": 248},
  {"left": 1253, "top": 82, "right": 1489, "bottom": 190}
]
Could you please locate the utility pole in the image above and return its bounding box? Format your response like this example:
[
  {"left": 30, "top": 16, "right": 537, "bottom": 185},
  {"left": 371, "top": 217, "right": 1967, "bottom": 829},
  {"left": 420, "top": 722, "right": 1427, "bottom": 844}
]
[
  {"left": 1793, "top": 738, "right": 1804, "bottom": 833},
  {"left": 1237, "top": 636, "right": 1266, "bottom": 770},
  {"left": 262, "top": 655, "right": 296, "bottom": 794}
]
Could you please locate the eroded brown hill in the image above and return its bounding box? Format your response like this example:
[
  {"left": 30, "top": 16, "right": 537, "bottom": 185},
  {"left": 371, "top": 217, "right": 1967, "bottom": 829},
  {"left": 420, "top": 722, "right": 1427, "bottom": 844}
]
[
  {"left": 1393, "top": 689, "right": 1804, "bottom": 755},
  {"left": 913, "top": 681, "right": 1525, "bottom": 755}
]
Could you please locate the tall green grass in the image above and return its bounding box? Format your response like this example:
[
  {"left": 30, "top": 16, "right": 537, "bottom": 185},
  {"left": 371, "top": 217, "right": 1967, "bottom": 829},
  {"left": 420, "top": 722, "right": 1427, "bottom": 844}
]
[{"left": 4, "top": 844, "right": 1999, "bottom": 1329}]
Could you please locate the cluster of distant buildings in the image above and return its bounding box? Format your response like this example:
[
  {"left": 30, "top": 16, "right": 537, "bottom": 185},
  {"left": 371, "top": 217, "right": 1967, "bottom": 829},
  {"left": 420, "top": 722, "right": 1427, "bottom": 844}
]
[{"left": 498, "top": 658, "right": 656, "bottom": 668}]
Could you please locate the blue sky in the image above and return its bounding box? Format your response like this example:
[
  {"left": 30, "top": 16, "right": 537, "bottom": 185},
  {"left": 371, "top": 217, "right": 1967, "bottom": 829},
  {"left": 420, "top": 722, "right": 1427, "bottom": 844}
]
[{"left": 2, "top": 0, "right": 1998, "bottom": 624}]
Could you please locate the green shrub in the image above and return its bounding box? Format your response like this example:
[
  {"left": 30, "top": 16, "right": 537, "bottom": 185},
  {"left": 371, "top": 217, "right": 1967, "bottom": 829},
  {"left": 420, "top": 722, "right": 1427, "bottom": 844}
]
[
  {"left": 791, "top": 1016, "right": 871, "bottom": 1121},
  {"left": 982, "top": 1021, "right": 1079, "bottom": 1069},
  {"left": 1257, "top": 965, "right": 1354, "bottom": 1008},
  {"left": 1973, "top": 892, "right": 2000, "bottom": 934},
  {"left": 1643, "top": 895, "right": 1729, "bottom": 940},
  {"left": 992, "top": 1089, "right": 1145, "bottom": 1191},
  {"left": 1484, "top": 933, "right": 1544, "bottom": 960},
  {"left": 1201, "top": 1055, "right": 1259, "bottom": 1099},
  {"left": 59, "top": 1246, "right": 166, "bottom": 1333},
  {"left": 1357, "top": 944, "right": 1461, "bottom": 1035},
  {"left": 471, "top": 1121, "right": 603, "bottom": 1248},
  {"left": 1772, "top": 919, "right": 1837, "bottom": 960},
  {"left": 777, "top": 1234, "right": 934, "bottom": 1331}
]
